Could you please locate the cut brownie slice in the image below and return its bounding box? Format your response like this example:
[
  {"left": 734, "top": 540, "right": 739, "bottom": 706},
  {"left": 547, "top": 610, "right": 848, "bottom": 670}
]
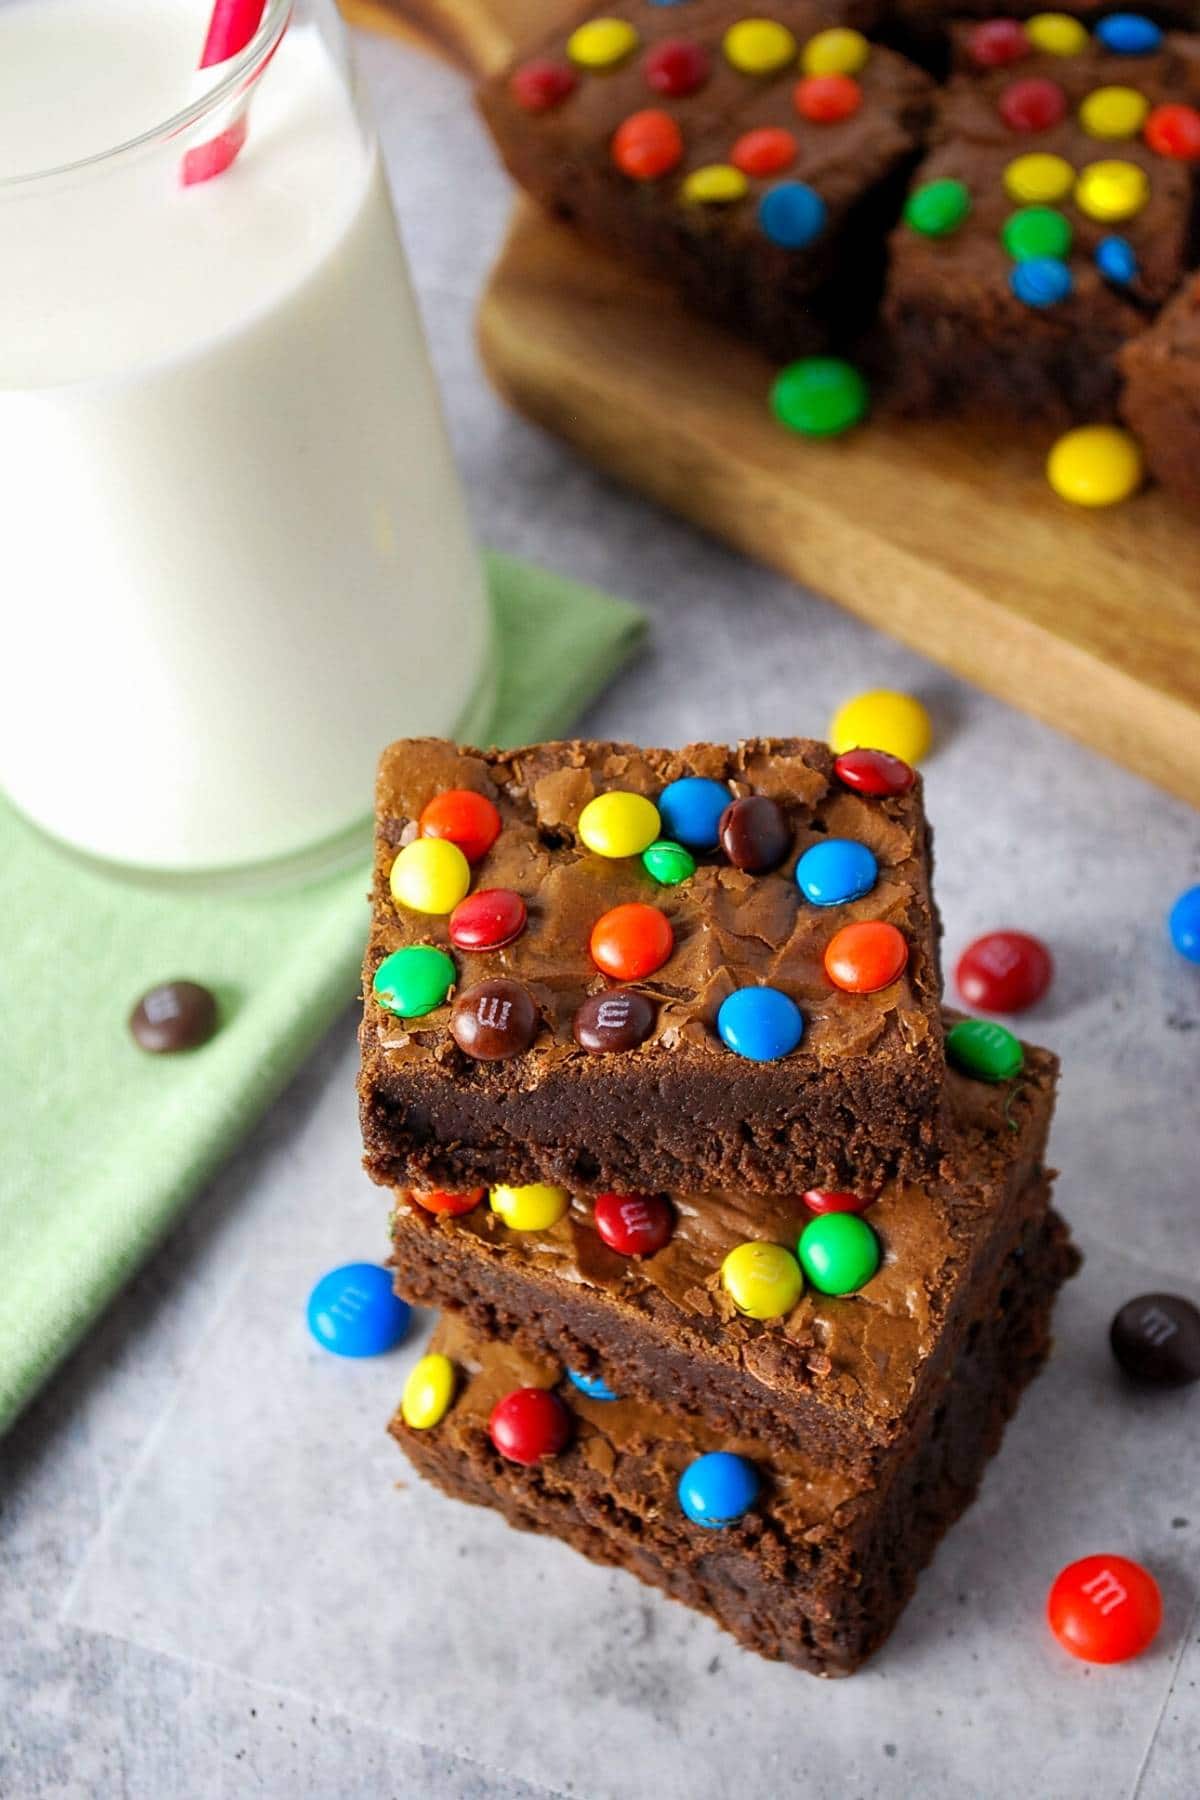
[
  {"left": 479, "top": 0, "right": 932, "bottom": 361},
  {"left": 884, "top": 17, "right": 1200, "bottom": 421},
  {"left": 1120, "top": 273, "right": 1200, "bottom": 504},
  {"left": 389, "top": 1029, "right": 1055, "bottom": 1465},
  {"left": 393, "top": 1207, "right": 1078, "bottom": 1678},
  {"left": 359, "top": 737, "right": 943, "bottom": 1198}
]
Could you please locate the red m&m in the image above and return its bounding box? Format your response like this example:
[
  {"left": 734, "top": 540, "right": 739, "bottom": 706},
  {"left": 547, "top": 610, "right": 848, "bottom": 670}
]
[
  {"left": 968, "top": 18, "right": 1030, "bottom": 66},
  {"left": 488, "top": 1387, "right": 572, "bottom": 1465},
  {"left": 644, "top": 38, "right": 710, "bottom": 97},
  {"left": 955, "top": 930, "right": 1053, "bottom": 1013},
  {"left": 833, "top": 748, "right": 915, "bottom": 796},
  {"left": 590, "top": 903, "right": 674, "bottom": 980},
  {"left": 612, "top": 109, "right": 684, "bottom": 179},
  {"left": 794, "top": 72, "right": 861, "bottom": 123},
  {"left": 999, "top": 77, "right": 1067, "bottom": 133},
  {"left": 510, "top": 58, "right": 578, "bottom": 113},
  {"left": 803, "top": 1188, "right": 874, "bottom": 1215},
  {"left": 594, "top": 1191, "right": 674, "bottom": 1256},
  {"left": 419, "top": 788, "right": 501, "bottom": 863},
  {"left": 1047, "top": 1555, "right": 1163, "bottom": 1663},
  {"left": 824, "top": 921, "right": 908, "bottom": 993},
  {"left": 449, "top": 887, "right": 527, "bottom": 951},
  {"left": 1144, "top": 102, "right": 1200, "bottom": 160},
  {"left": 731, "top": 126, "right": 797, "bottom": 176},
  {"left": 409, "top": 1187, "right": 486, "bottom": 1217}
]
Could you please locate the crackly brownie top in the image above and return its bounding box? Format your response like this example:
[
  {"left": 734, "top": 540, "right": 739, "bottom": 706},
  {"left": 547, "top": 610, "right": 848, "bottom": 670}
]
[
  {"left": 890, "top": 17, "right": 1200, "bottom": 322},
  {"left": 363, "top": 737, "right": 941, "bottom": 1087},
  {"left": 485, "top": 0, "right": 930, "bottom": 265},
  {"left": 391, "top": 1030, "right": 1058, "bottom": 1439}
]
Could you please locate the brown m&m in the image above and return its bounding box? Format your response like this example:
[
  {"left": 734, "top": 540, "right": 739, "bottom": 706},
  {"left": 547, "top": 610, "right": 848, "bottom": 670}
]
[
  {"left": 572, "top": 988, "right": 656, "bottom": 1052},
  {"left": 1110, "top": 1293, "right": 1200, "bottom": 1387},
  {"left": 450, "top": 979, "right": 539, "bottom": 1060},
  {"left": 719, "top": 796, "right": 790, "bottom": 873},
  {"left": 128, "top": 980, "right": 218, "bottom": 1053}
]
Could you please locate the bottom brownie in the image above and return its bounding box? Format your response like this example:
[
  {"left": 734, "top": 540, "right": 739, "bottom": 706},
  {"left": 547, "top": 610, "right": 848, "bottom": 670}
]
[{"left": 392, "top": 1211, "right": 1078, "bottom": 1677}]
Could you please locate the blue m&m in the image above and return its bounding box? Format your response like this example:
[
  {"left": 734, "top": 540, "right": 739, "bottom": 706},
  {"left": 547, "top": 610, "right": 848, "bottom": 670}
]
[
  {"left": 657, "top": 776, "right": 731, "bottom": 849},
  {"left": 717, "top": 986, "right": 804, "bottom": 1060},
  {"left": 1096, "top": 236, "right": 1138, "bottom": 284},
  {"left": 1095, "top": 13, "right": 1162, "bottom": 54},
  {"left": 1010, "top": 257, "right": 1074, "bottom": 307},
  {"left": 795, "top": 838, "right": 878, "bottom": 906},
  {"left": 678, "top": 1451, "right": 760, "bottom": 1527},
  {"left": 1169, "top": 885, "right": 1200, "bottom": 962},
  {"left": 759, "top": 181, "right": 827, "bottom": 248},
  {"left": 306, "top": 1263, "right": 410, "bottom": 1357},
  {"left": 568, "top": 1368, "right": 619, "bottom": 1400}
]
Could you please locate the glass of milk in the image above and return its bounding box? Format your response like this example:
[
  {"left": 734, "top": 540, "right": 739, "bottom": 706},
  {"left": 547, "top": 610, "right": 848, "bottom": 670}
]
[{"left": 0, "top": 0, "right": 494, "bottom": 878}]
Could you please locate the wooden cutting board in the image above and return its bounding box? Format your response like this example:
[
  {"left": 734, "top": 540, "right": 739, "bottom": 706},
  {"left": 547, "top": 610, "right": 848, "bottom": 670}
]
[{"left": 353, "top": 0, "right": 1200, "bottom": 807}]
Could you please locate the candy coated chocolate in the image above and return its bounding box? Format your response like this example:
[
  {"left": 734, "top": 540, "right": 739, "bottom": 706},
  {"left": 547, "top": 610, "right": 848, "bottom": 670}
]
[
  {"left": 657, "top": 775, "right": 730, "bottom": 849},
  {"left": 955, "top": 931, "right": 1053, "bottom": 1013},
  {"left": 678, "top": 1450, "right": 760, "bottom": 1527},
  {"left": 1110, "top": 1293, "right": 1200, "bottom": 1386},
  {"left": 1047, "top": 1555, "right": 1162, "bottom": 1663},
  {"left": 488, "top": 1386, "right": 571, "bottom": 1463},
  {"left": 306, "top": 1263, "right": 409, "bottom": 1358},
  {"left": 718, "top": 796, "right": 790, "bottom": 872},
  {"left": 128, "top": 980, "right": 218, "bottom": 1053},
  {"left": 572, "top": 988, "right": 657, "bottom": 1053},
  {"left": 832, "top": 748, "right": 915, "bottom": 796},
  {"left": 450, "top": 979, "right": 539, "bottom": 1059},
  {"left": 795, "top": 838, "right": 878, "bottom": 907},
  {"left": 717, "top": 986, "right": 804, "bottom": 1060},
  {"left": 594, "top": 1191, "right": 674, "bottom": 1256},
  {"left": 449, "top": 888, "right": 527, "bottom": 951},
  {"left": 1168, "top": 885, "right": 1200, "bottom": 961},
  {"left": 567, "top": 1368, "right": 618, "bottom": 1401}
]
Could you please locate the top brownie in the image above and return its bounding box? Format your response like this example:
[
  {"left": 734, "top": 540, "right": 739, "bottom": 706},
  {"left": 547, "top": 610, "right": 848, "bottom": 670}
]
[{"left": 359, "top": 736, "right": 943, "bottom": 1197}]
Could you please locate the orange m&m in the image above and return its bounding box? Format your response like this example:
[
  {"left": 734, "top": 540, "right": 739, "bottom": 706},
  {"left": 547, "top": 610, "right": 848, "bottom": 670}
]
[
  {"left": 794, "top": 73, "right": 861, "bottom": 123},
  {"left": 612, "top": 109, "right": 684, "bottom": 179},
  {"left": 409, "top": 1188, "right": 486, "bottom": 1217},
  {"left": 824, "top": 920, "right": 908, "bottom": 993},
  {"left": 419, "top": 788, "right": 501, "bottom": 864},
  {"left": 590, "top": 903, "right": 674, "bottom": 980},
  {"left": 731, "top": 126, "right": 797, "bottom": 176},
  {"left": 1144, "top": 102, "right": 1200, "bottom": 160}
]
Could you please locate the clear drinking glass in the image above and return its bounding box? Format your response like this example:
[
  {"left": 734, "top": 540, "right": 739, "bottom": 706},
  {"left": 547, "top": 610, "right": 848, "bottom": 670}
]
[{"left": 0, "top": 0, "right": 494, "bottom": 879}]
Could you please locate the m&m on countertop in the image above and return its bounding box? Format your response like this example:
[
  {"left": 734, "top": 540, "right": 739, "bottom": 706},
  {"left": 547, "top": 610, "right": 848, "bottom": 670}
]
[
  {"left": 1110, "top": 1293, "right": 1200, "bottom": 1385},
  {"left": 946, "top": 1016, "right": 1024, "bottom": 1081},
  {"left": 128, "top": 979, "right": 218, "bottom": 1053},
  {"left": 829, "top": 690, "right": 931, "bottom": 764},
  {"left": 795, "top": 837, "right": 878, "bottom": 906},
  {"left": 678, "top": 1451, "right": 761, "bottom": 1527},
  {"left": 419, "top": 788, "right": 501, "bottom": 864},
  {"left": 401, "top": 1353, "right": 456, "bottom": 1429},
  {"left": 449, "top": 887, "right": 527, "bottom": 951},
  {"left": 1047, "top": 1555, "right": 1163, "bottom": 1663},
  {"left": 1047, "top": 425, "right": 1143, "bottom": 507},
  {"left": 657, "top": 776, "right": 731, "bottom": 849},
  {"left": 771, "top": 356, "right": 868, "bottom": 438},
  {"left": 594, "top": 1191, "right": 674, "bottom": 1256},
  {"left": 488, "top": 1385, "right": 572, "bottom": 1464},
  {"left": 390, "top": 836, "right": 471, "bottom": 915},
  {"left": 955, "top": 930, "right": 1053, "bottom": 1013},
  {"left": 833, "top": 747, "right": 915, "bottom": 796},
  {"left": 721, "top": 1240, "right": 804, "bottom": 1318},
  {"left": 718, "top": 985, "right": 805, "bottom": 1060},
  {"left": 824, "top": 920, "right": 908, "bottom": 994},
  {"left": 578, "top": 790, "right": 660, "bottom": 858},
  {"left": 1168, "top": 884, "right": 1200, "bottom": 961},
  {"left": 798, "top": 1212, "right": 880, "bottom": 1294},
  {"left": 590, "top": 902, "right": 674, "bottom": 979},
  {"left": 490, "top": 1182, "right": 570, "bottom": 1232},
  {"left": 307, "top": 1263, "right": 410, "bottom": 1358}
]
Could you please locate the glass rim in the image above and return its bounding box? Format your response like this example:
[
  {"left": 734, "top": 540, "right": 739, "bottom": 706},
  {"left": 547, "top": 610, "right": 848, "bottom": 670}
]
[{"left": 0, "top": 0, "right": 294, "bottom": 190}]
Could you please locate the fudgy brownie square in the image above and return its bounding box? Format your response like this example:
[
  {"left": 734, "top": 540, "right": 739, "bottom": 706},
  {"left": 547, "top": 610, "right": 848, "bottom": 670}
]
[
  {"left": 1120, "top": 272, "right": 1200, "bottom": 503},
  {"left": 478, "top": 0, "right": 932, "bottom": 360},
  {"left": 393, "top": 1206, "right": 1078, "bottom": 1678},
  {"left": 883, "top": 15, "right": 1200, "bottom": 422},
  {"left": 389, "top": 1028, "right": 1057, "bottom": 1465},
  {"left": 358, "top": 737, "right": 944, "bottom": 1199}
]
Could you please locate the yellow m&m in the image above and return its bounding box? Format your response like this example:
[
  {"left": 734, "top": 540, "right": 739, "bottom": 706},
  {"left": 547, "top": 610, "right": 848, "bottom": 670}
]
[
  {"left": 567, "top": 17, "right": 639, "bottom": 68},
  {"left": 681, "top": 163, "right": 749, "bottom": 203},
  {"left": 578, "top": 789, "right": 660, "bottom": 857},
  {"left": 1075, "top": 159, "right": 1149, "bottom": 222},
  {"left": 1025, "top": 12, "right": 1089, "bottom": 55},
  {"left": 829, "top": 689, "right": 932, "bottom": 765},
  {"left": 1003, "top": 152, "right": 1074, "bottom": 204},
  {"left": 401, "top": 1353, "right": 456, "bottom": 1430},
  {"left": 1079, "top": 86, "right": 1148, "bottom": 140},
  {"left": 1046, "top": 425, "right": 1143, "bottom": 508},
  {"left": 490, "top": 1183, "right": 570, "bottom": 1231},
  {"left": 801, "top": 27, "right": 870, "bottom": 76},
  {"left": 390, "top": 836, "right": 470, "bottom": 914},
  {"left": 723, "top": 18, "right": 797, "bottom": 74},
  {"left": 721, "top": 1241, "right": 804, "bottom": 1319}
]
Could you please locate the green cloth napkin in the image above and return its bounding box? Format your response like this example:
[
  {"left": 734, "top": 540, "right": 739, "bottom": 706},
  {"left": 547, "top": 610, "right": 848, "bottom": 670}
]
[{"left": 0, "top": 552, "right": 644, "bottom": 1435}]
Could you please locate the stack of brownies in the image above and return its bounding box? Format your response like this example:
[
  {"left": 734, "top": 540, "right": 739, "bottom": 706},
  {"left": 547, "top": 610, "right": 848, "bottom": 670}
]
[{"left": 358, "top": 736, "right": 1077, "bottom": 1676}]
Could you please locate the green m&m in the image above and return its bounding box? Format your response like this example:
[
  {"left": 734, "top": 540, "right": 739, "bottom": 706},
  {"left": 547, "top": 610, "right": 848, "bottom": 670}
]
[
  {"left": 642, "top": 839, "right": 696, "bottom": 885},
  {"left": 372, "top": 945, "right": 455, "bottom": 1019},
  {"left": 947, "top": 1017, "right": 1024, "bottom": 1082},
  {"left": 798, "top": 1212, "right": 880, "bottom": 1295},
  {"left": 1002, "top": 205, "right": 1073, "bottom": 263},
  {"left": 904, "top": 177, "right": 971, "bottom": 237},
  {"left": 771, "top": 357, "right": 868, "bottom": 438}
]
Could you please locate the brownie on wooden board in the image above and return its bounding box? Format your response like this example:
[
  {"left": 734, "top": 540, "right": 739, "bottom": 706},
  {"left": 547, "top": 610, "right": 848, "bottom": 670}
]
[
  {"left": 478, "top": 0, "right": 932, "bottom": 362},
  {"left": 359, "top": 737, "right": 943, "bottom": 1198},
  {"left": 389, "top": 1031, "right": 1057, "bottom": 1464},
  {"left": 1120, "top": 274, "right": 1200, "bottom": 503},
  {"left": 393, "top": 1209, "right": 1078, "bottom": 1678},
  {"left": 883, "top": 19, "right": 1200, "bottom": 422}
]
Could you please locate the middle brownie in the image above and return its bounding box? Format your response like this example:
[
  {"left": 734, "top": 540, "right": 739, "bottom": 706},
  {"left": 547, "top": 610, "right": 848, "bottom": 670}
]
[{"left": 390, "top": 1027, "right": 1057, "bottom": 1468}]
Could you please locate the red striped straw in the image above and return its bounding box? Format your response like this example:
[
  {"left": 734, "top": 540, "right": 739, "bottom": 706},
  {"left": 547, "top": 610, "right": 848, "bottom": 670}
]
[{"left": 182, "top": 0, "right": 268, "bottom": 186}]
